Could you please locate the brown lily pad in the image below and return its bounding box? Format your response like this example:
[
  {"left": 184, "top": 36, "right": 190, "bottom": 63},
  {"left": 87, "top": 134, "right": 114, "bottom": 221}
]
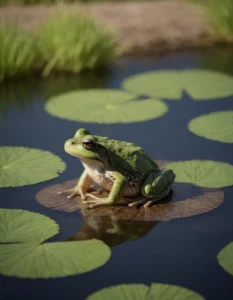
[{"left": 36, "top": 161, "right": 224, "bottom": 222}]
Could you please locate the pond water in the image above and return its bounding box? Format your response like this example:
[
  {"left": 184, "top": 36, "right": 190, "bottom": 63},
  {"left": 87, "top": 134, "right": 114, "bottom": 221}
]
[{"left": 1, "top": 47, "right": 233, "bottom": 300}]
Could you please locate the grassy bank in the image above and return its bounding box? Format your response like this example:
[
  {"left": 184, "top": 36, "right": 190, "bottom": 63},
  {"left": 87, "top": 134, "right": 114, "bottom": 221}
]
[
  {"left": 0, "top": 11, "right": 116, "bottom": 82},
  {"left": 189, "top": 0, "right": 233, "bottom": 40}
]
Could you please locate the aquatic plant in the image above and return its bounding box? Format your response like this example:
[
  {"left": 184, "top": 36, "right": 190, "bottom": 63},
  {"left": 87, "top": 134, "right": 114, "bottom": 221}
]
[
  {"left": 191, "top": 0, "right": 233, "bottom": 39},
  {"left": 45, "top": 89, "right": 168, "bottom": 123},
  {"left": 122, "top": 69, "right": 233, "bottom": 100},
  {"left": 38, "top": 12, "right": 116, "bottom": 76},
  {"left": 0, "top": 147, "right": 66, "bottom": 187},
  {"left": 0, "top": 24, "right": 39, "bottom": 82},
  {"left": 0, "top": 209, "right": 111, "bottom": 278}
]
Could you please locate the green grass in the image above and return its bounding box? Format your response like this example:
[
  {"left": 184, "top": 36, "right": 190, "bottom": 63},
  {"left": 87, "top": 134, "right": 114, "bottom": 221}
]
[
  {"left": 0, "top": 24, "right": 40, "bottom": 82},
  {"left": 191, "top": 0, "right": 233, "bottom": 39},
  {"left": 37, "top": 12, "right": 116, "bottom": 76},
  {"left": 0, "top": 12, "right": 116, "bottom": 82}
]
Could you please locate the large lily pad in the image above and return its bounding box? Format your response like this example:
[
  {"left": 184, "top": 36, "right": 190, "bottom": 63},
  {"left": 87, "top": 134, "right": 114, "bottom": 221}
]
[
  {"left": 36, "top": 161, "right": 224, "bottom": 222},
  {"left": 0, "top": 147, "right": 66, "bottom": 187},
  {"left": 122, "top": 70, "right": 233, "bottom": 100},
  {"left": 86, "top": 283, "right": 206, "bottom": 300},
  {"left": 188, "top": 111, "right": 233, "bottom": 143},
  {"left": 44, "top": 89, "right": 168, "bottom": 124},
  {"left": 0, "top": 239, "right": 110, "bottom": 279},
  {"left": 217, "top": 241, "right": 233, "bottom": 276},
  {"left": 0, "top": 209, "right": 111, "bottom": 278},
  {"left": 166, "top": 160, "right": 233, "bottom": 188},
  {"left": 0, "top": 209, "right": 59, "bottom": 244}
]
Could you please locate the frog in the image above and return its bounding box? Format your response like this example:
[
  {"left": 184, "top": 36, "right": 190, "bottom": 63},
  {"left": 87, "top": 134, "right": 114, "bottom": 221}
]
[{"left": 60, "top": 128, "right": 175, "bottom": 209}]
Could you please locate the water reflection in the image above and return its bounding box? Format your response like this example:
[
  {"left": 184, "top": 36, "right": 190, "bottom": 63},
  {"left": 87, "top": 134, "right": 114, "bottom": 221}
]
[
  {"left": 67, "top": 215, "right": 158, "bottom": 248},
  {"left": 41, "top": 70, "right": 110, "bottom": 100},
  {"left": 0, "top": 70, "right": 110, "bottom": 118},
  {"left": 0, "top": 78, "right": 40, "bottom": 118},
  {"left": 200, "top": 47, "right": 233, "bottom": 75}
]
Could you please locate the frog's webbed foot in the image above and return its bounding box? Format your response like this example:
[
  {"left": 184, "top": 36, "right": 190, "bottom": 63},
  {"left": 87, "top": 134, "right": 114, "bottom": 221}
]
[
  {"left": 58, "top": 171, "right": 93, "bottom": 200},
  {"left": 128, "top": 199, "right": 149, "bottom": 207},
  {"left": 128, "top": 199, "right": 162, "bottom": 208},
  {"left": 83, "top": 197, "right": 110, "bottom": 209},
  {"left": 85, "top": 193, "right": 101, "bottom": 200},
  {"left": 58, "top": 186, "right": 86, "bottom": 199},
  {"left": 128, "top": 195, "right": 171, "bottom": 208}
]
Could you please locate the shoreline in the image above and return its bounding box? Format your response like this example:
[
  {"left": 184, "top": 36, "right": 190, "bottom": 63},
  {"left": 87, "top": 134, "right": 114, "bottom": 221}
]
[{"left": 1, "top": 1, "right": 232, "bottom": 56}]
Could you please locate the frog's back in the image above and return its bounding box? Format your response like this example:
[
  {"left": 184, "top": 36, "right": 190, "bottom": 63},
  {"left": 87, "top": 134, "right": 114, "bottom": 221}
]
[{"left": 96, "top": 136, "right": 158, "bottom": 176}]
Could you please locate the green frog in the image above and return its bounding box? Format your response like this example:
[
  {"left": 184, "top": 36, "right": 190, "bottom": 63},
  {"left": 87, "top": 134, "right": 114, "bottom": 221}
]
[{"left": 60, "top": 128, "right": 175, "bottom": 209}]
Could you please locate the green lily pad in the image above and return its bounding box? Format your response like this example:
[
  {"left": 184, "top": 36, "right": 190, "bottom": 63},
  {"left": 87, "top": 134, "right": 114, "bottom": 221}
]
[
  {"left": 0, "top": 209, "right": 111, "bottom": 278},
  {"left": 0, "top": 209, "right": 59, "bottom": 244},
  {"left": 0, "top": 147, "right": 66, "bottom": 187},
  {"left": 45, "top": 89, "right": 168, "bottom": 123},
  {"left": 0, "top": 239, "right": 110, "bottom": 278},
  {"left": 166, "top": 160, "right": 233, "bottom": 188},
  {"left": 87, "top": 283, "right": 205, "bottom": 300},
  {"left": 217, "top": 241, "right": 233, "bottom": 276},
  {"left": 122, "top": 70, "right": 233, "bottom": 100},
  {"left": 188, "top": 111, "right": 233, "bottom": 143}
]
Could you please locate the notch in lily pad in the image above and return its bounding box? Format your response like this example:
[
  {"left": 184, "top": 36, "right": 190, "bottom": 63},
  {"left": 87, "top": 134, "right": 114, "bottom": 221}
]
[
  {"left": 217, "top": 241, "right": 233, "bottom": 276},
  {"left": 86, "top": 283, "right": 206, "bottom": 299},
  {"left": 0, "top": 147, "right": 66, "bottom": 187},
  {"left": 0, "top": 209, "right": 111, "bottom": 278},
  {"left": 45, "top": 89, "right": 168, "bottom": 124},
  {"left": 122, "top": 70, "right": 233, "bottom": 100},
  {"left": 166, "top": 160, "right": 233, "bottom": 188},
  {"left": 188, "top": 111, "right": 233, "bottom": 143}
]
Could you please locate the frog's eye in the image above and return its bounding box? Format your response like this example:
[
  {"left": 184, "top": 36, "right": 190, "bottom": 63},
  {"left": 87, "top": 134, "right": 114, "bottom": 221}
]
[{"left": 82, "top": 139, "right": 95, "bottom": 150}]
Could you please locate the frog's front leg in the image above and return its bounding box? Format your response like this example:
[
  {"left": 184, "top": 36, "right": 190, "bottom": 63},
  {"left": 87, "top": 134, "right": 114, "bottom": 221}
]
[
  {"left": 58, "top": 170, "right": 93, "bottom": 200},
  {"left": 129, "top": 169, "right": 175, "bottom": 208},
  {"left": 84, "top": 171, "right": 127, "bottom": 209}
]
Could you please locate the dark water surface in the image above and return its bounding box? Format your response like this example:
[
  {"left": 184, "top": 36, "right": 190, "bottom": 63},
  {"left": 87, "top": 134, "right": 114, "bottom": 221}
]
[{"left": 1, "top": 47, "right": 233, "bottom": 300}]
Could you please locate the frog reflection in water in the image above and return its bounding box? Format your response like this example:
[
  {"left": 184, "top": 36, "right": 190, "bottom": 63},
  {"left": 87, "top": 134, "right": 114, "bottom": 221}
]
[
  {"left": 67, "top": 215, "right": 158, "bottom": 248},
  {"left": 61, "top": 128, "right": 175, "bottom": 209}
]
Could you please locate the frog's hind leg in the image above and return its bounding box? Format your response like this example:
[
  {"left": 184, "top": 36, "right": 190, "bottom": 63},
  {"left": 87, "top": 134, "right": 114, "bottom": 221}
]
[{"left": 130, "top": 169, "right": 175, "bottom": 208}]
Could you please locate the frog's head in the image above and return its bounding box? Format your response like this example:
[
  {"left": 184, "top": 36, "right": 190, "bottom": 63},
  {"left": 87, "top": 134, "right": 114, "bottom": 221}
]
[{"left": 64, "top": 128, "right": 108, "bottom": 165}]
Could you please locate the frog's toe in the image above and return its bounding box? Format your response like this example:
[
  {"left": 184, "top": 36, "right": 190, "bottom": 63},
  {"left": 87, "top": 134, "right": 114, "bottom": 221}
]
[
  {"left": 58, "top": 187, "right": 86, "bottom": 199},
  {"left": 85, "top": 193, "right": 101, "bottom": 200},
  {"left": 67, "top": 191, "right": 79, "bottom": 199},
  {"left": 57, "top": 188, "right": 74, "bottom": 195},
  {"left": 128, "top": 199, "right": 147, "bottom": 207},
  {"left": 143, "top": 200, "right": 155, "bottom": 207},
  {"left": 83, "top": 197, "right": 113, "bottom": 209},
  {"left": 83, "top": 199, "right": 105, "bottom": 209}
]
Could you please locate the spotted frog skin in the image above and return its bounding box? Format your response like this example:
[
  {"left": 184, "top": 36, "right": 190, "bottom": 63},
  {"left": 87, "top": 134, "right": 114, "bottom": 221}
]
[{"left": 60, "top": 128, "right": 175, "bottom": 208}]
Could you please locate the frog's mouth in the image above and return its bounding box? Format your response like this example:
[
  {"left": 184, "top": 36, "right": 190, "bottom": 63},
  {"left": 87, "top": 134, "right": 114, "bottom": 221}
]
[{"left": 65, "top": 149, "right": 102, "bottom": 163}]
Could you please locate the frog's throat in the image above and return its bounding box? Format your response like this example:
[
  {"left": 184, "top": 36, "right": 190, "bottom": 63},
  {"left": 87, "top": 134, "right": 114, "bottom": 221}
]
[{"left": 80, "top": 157, "right": 106, "bottom": 174}]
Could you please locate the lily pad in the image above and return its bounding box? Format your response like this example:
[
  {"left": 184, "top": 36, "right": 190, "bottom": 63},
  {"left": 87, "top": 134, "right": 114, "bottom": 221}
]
[
  {"left": 44, "top": 89, "right": 168, "bottom": 124},
  {"left": 122, "top": 70, "right": 233, "bottom": 100},
  {"left": 0, "top": 239, "right": 110, "bottom": 279},
  {"left": 217, "top": 241, "right": 233, "bottom": 276},
  {"left": 86, "top": 283, "right": 206, "bottom": 300},
  {"left": 166, "top": 160, "right": 233, "bottom": 188},
  {"left": 0, "top": 209, "right": 111, "bottom": 278},
  {"left": 188, "top": 111, "right": 233, "bottom": 143},
  {"left": 36, "top": 161, "right": 224, "bottom": 222},
  {"left": 0, "top": 208, "right": 59, "bottom": 243},
  {"left": 0, "top": 147, "right": 66, "bottom": 187}
]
